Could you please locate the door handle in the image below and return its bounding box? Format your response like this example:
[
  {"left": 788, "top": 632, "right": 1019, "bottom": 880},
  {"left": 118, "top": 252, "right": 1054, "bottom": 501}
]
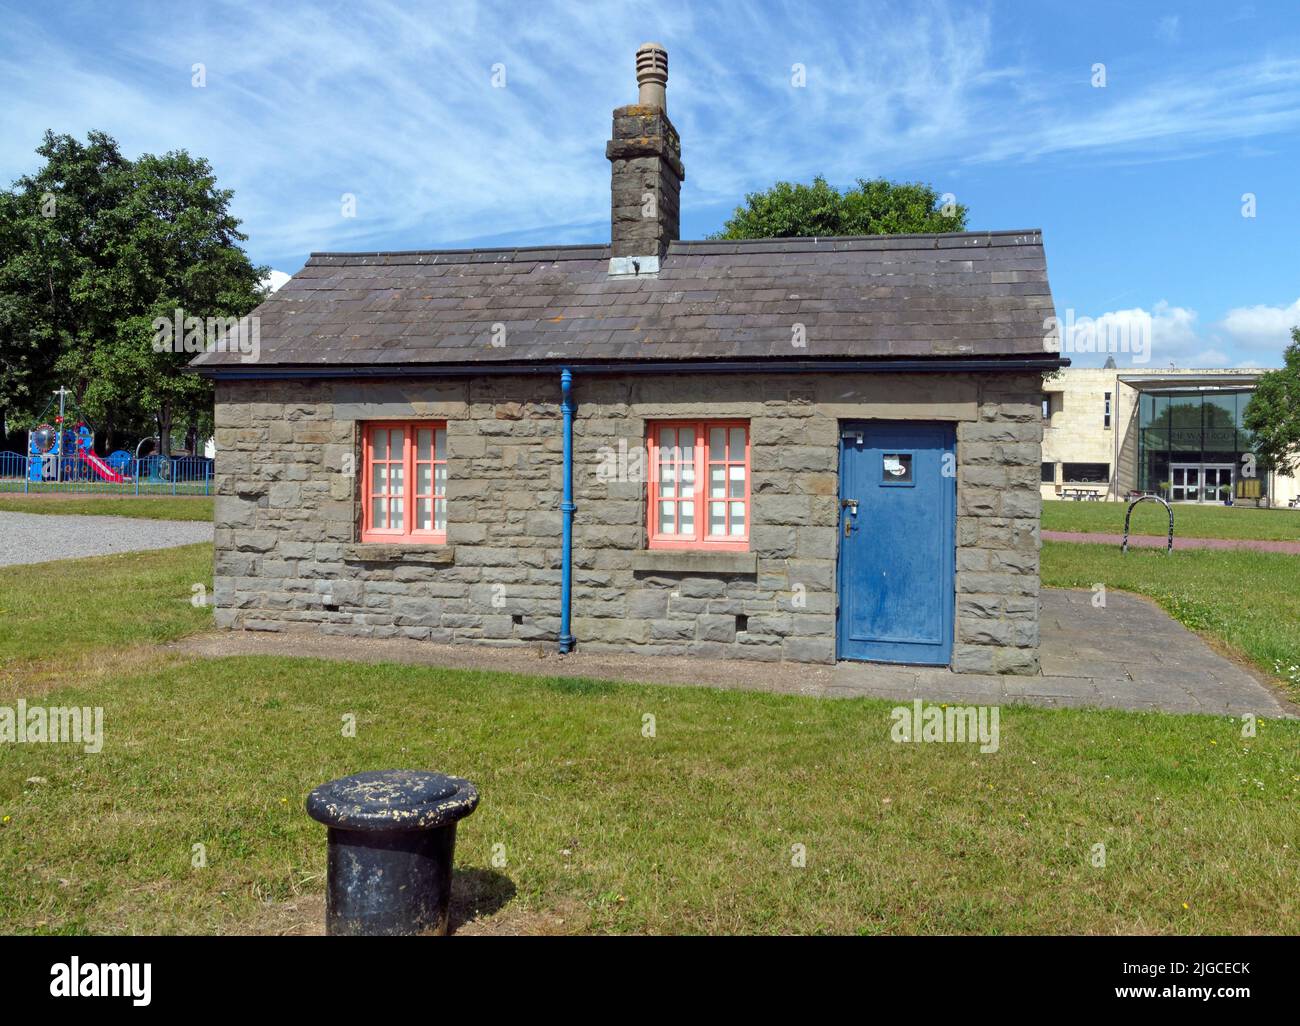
[{"left": 841, "top": 498, "right": 857, "bottom": 537}]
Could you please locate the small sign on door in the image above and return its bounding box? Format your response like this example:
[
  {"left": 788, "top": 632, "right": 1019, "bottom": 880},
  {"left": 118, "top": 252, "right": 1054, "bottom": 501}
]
[{"left": 882, "top": 453, "right": 913, "bottom": 484}]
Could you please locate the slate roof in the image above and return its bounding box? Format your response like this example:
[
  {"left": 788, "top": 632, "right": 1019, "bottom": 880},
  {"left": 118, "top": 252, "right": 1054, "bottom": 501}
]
[{"left": 192, "top": 230, "right": 1060, "bottom": 372}]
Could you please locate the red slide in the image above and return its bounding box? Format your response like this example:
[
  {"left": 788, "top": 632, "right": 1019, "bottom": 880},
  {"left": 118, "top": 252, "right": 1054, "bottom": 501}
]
[{"left": 79, "top": 446, "right": 125, "bottom": 483}]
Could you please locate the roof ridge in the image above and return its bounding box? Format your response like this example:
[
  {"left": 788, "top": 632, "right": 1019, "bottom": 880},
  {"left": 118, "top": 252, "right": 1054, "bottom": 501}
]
[
  {"left": 671, "top": 230, "right": 1043, "bottom": 255},
  {"left": 308, "top": 243, "right": 610, "bottom": 263},
  {"left": 306, "top": 229, "right": 1044, "bottom": 266}
]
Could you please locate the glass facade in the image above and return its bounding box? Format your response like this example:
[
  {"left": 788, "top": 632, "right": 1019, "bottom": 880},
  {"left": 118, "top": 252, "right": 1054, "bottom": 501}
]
[{"left": 1137, "top": 389, "right": 1264, "bottom": 501}]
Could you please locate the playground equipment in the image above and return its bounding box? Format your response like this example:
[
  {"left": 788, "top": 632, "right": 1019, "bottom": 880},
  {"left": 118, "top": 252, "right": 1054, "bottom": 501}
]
[
  {"left": 1121, "top": 494, "right": 1174, "bottom": 555},
  {"left": 25, "top": 388, "right": 126, "bottom": 484},
  {"left": 2, "top": 388, "right": 212, "bottom": 495}
]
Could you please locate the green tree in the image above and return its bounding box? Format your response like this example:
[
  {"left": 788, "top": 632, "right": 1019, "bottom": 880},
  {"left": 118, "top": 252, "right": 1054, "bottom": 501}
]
[
  {"left": 0, "top": 132, "right": 131, "bottom": 440},
  {"left": 0, "top": 130, "right": 266, "bottom": 453},
  {"left": 1243, "top": 328, "right": 1300, "bottom": 477},
  {"left": 711, "top": 175, "right": 968, "bottom": 239}
]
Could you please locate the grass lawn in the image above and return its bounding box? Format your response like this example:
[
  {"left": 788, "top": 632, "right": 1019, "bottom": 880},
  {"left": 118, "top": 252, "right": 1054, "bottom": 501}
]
[
  {"left": 1041, "top": 541, "right": 1300, "bottom": 695},
  {"left": 1043, "top": 499, "right": 1300, "bottom": 541},
  {"left": 0, "top": 496, "right": 213, "bottom": 521},
  {"left": 1, "top": 655, "right": 1295, "bottom": 935},
  {"left": 0, "top": 544, "right": 213, "bottom": 691},
  {"left": 0, "top": 543, "right": 1296, "bottom": 935}
]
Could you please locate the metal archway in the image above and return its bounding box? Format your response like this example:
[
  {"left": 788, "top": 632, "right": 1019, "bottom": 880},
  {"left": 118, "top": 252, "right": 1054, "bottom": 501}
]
[{"left": 1121, "top": 494, "right": 1174, "bottom": 555}]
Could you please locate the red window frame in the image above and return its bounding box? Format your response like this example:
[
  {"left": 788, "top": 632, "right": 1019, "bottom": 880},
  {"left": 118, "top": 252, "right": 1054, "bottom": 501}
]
[
  {"left": 361, "top": 421, "right": 447, "bottom": 544},
  {"left": 646, "top": 420, "right": 750, "bottom": 551}
]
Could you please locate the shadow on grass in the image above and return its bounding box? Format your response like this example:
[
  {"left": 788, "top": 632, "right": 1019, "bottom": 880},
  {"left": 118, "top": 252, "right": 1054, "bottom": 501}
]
[{"left": 448, "top": 868, "right": 517, "bottom": 933}]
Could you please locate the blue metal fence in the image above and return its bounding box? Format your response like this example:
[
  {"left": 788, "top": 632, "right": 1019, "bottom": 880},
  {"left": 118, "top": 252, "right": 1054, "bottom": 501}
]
[{"left": 0, "top": 451, "right": 212, "bottom": 495}]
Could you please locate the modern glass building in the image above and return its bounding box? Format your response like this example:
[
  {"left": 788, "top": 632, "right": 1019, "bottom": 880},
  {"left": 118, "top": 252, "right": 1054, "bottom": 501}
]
[
  {"left": 1136, "top": 387, "right": 1262, "bottom": 502},
  {"left": 1041, "top": 368, "right": 1298, "bottom": 505}
]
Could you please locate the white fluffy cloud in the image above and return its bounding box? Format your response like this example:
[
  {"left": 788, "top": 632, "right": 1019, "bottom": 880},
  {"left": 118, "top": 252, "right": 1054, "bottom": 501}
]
[
  {"left": 263, "top": 269, "right": 291, "bottom": 293},
  {"left": 1217, "top": 298, "right": 1300, "bottom": 352},
  {"left": 1143, "top": 301, "right": 1230, "bottom": 366},
  {"left": 1063, "top": 296, "right": 1300, "bottom": 369},
  {"left": 1062, "top": 300, "right": 1231, "bottom": 369}
]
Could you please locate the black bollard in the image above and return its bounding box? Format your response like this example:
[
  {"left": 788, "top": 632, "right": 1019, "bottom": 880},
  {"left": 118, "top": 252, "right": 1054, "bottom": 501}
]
[{"left": 306, "top": 769, "right": 479, "bottom": 936}]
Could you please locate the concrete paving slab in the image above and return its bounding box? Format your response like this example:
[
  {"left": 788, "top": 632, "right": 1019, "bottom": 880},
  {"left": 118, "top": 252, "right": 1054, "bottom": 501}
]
[{"left": 168, "top": 588, "right": 1298, "bottom": 719}]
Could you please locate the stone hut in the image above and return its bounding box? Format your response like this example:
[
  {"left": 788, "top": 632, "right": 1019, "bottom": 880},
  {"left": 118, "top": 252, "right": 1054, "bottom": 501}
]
[{"left": 193, "top": 44, "right": 1064, "bottom": 673}]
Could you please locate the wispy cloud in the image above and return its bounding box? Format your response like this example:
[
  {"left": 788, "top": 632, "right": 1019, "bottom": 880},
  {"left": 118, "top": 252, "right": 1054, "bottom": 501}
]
[
  {"left": 2, "top": 0, "right": 1299, "bottom": 368},
  {"left": 3, "top": 0, "right": 1299, "bottom": 265}
]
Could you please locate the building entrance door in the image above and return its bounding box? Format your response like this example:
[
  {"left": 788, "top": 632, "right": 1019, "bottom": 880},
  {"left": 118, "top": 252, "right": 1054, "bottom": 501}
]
[
  {"left": 1170, "top": 464, "right": 1200, "bottom": 502},
  {"left": 1201, "top": 464, "right": 1234, "bottom": 503},
  {"left": 836, "top": 421, "right": 955, "bottom": 666},
  {"left": 1170, "top": 463, "right": 1234, "bottom": 502}
]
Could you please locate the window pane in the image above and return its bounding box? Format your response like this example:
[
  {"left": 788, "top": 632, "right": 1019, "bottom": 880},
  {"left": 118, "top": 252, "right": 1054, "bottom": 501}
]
[
  {"left": 373, "top": 429, "right": 388, "bottom": 460},
  {"left": 418, "top": 463, "right": 432, "bottom": 494},
  {"left": 389, "top": 497, "right": 404, "bottom": 530},
  {"left": 730, "top": 501, "right": 745, "bottom": 535},
  {"left": 434, "top": 497, "right": 447, "bottom": 531},
  {"left": 389, "top": 428, "right": 405, "bottom": 457},
  {"left": 728, "top": 464, "right": 746, "bottom": 498},
  {"left": 709, "top": 465, "right": 725, "bottom": 498},
  {"left": 709, "top": 500, "right": 725, "bottom": 535},
  {"left": 435, "top": 428, "right": 446, "bottom": 460},
  {"left": 372, "top": 463, "right": 388, "bottom": 495},
  {"left": 434, "top": 464, "right": 446, "bottom": 494},
  {"left": 417, "top": 497, "right": 432, "bottom": 531},
  {"left": 390, "top": 464, "right": 404, "bottom": 494},
  {"left": 729, "top": 427, "right": 746, "bottom": 455},
  {"left": 660, "top": 460, "right": 676, "bottom": 498},
  {"left": 679, "top": 427, "right": 695, "bottom": 456},
  {"left": 658, "top": 426, "right": 676, "bottom": 452},
  {"left": 658, "top": 500, "right": 675, "bottom": 533},
  {"left": 710, "top": 427, "right": 725, "bottom": 461},
  {"left": 678, "top": 499, "right": 694, "bottom": 534},
  {"left": 883, "top": 453, "right": 913, "bottom": 483},
  {"left": 680, "top": 461, "right": 695, "bottom": 497},
  {"left": 417, "top": 429, "right": 432, "bottom": 462},
  {"left": 371, "top": 496, "right": 386, "bottom": 529}
]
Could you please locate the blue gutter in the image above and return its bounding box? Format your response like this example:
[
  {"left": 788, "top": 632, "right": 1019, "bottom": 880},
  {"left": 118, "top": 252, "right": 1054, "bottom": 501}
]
[{"left": 558, "top": 367, "right": 576, "bottom": 654}]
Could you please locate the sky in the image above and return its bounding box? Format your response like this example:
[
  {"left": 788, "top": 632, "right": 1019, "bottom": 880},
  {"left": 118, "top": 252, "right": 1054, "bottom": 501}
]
[{"left": 1, "top": 0, "right": 1298, "bottom": 369}]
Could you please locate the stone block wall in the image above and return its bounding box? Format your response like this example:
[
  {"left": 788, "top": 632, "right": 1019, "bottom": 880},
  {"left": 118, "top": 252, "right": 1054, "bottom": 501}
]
[
  {"left": 211, "top": 369, "right": 1043, "bottom": 672},
  {"left": 1040, "top": 366, "right": 1122, "bottom": 499}
]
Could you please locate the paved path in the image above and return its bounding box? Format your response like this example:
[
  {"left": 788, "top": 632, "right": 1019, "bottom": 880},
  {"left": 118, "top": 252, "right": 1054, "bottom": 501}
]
[
  {"left": 0, "top": 511, "right": 213, "bottom": 567},
  {"left": 1043, "top": 530, "right": 1300, "bottom": 554},
  {"left": 830, "top": 589, "right": 1294, "bottom": 716},
  {"left": 173, "top": 589, "right": 1296, "bottom": 718}
]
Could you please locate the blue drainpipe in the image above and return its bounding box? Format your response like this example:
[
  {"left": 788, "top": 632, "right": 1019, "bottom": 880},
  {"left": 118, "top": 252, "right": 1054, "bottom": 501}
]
[{"left": 558, "top": 367, "right": 576, "bottom": 653}]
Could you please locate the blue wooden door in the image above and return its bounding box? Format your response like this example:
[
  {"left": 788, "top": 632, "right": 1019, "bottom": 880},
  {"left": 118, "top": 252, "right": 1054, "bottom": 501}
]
[{"left": 837, "top": 421, "right": 955, "bottom": 665}]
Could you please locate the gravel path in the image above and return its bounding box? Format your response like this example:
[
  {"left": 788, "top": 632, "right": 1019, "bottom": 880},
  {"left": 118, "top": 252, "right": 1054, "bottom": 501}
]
[{"left": 0, "top": 511, "right": 213, "bottom": 566}]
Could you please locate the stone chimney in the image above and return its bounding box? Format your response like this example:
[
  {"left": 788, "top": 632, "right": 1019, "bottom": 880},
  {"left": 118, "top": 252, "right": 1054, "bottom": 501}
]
[{"left": 606, "top": 43, "right": 684, "bottom": 267}]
